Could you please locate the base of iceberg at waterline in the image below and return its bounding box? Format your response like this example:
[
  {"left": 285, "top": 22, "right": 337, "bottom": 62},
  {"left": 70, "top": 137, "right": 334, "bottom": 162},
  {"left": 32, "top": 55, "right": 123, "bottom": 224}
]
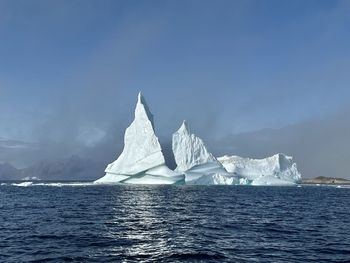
[{"left": 94, "top": 165, "right": 185, "bottom": 185}]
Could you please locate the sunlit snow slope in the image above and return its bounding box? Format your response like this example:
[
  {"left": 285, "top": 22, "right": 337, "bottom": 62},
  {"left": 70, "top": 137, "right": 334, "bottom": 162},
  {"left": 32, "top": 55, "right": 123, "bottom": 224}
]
[
  {"left": 172, "top": 121, "right": 240, "bottom": 185},
  {"left": 95, "top": 93, "right": 184, "bottom": 184},
  {"left": 218, "top": 154, "right": 301, "bottom": 185}
]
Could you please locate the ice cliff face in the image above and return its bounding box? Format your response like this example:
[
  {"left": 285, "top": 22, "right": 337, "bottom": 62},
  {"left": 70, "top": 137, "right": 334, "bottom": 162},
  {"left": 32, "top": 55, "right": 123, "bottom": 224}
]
[
  {"left": 172, "top": 121, "right": 301, "bottom": 185},
  {"left": 95, "top": 92, "right": 184, "bottom": 184},
  {"left": 172, "top": 121, "right": 219, "bottom": 171},
  {"left": 172, "top": 121, "right": 240, "bottom": 185},
  {"left": 104, "top": 92, "right": 164, "bottom": 175},
  {"left": 218, "top": 154, "right": 301, "bottom": 185}
]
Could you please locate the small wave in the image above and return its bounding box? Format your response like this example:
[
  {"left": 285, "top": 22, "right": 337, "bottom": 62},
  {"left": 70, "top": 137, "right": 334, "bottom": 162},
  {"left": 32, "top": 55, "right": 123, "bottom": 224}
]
[
  {"left": 28, "top": 256, "right": 89, "bottom": 262},
  {"left": 10, "top": 182, "right": 95, "bottom": 187},
  {"left": 336, "top": 185, "right": 350, "bottom": 189},
  {"left": 38, "top": 182, "right": 95, "bottom": 187},
  {"left": 166, "top": 252, "right": 227, "bottom": 260}
]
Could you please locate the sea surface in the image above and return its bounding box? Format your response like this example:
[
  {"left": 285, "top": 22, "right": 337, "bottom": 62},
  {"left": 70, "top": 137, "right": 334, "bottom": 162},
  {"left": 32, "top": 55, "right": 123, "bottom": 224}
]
[{"left": 0, "top": 182, "right": 349, "bottom": 263}]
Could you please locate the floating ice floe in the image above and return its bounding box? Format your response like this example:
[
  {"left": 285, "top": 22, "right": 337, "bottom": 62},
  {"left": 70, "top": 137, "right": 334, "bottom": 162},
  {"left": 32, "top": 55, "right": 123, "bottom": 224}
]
[{"left": 12, "top": 181, "right": 34, "bottom": 187}]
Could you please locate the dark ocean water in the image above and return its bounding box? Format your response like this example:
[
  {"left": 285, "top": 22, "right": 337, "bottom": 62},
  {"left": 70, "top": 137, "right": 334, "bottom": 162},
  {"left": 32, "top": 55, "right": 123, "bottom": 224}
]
[{"left": 0, "top": 183, "right": 349, "bottom": 263}]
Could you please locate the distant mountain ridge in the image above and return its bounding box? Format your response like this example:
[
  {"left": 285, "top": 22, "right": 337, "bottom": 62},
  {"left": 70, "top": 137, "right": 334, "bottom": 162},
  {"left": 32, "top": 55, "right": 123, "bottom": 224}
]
[
  {"left": 0, "top": 137, "right": 38, "bottom": 168},
  {"left": 0, "top": 163, "right": 20, "bottom": 180},
  {"left": 302, "top": 176, "right": 350, "bottom": 185},
  {"left": 0, "top": 155, "right": 105, "bottom": 181}
]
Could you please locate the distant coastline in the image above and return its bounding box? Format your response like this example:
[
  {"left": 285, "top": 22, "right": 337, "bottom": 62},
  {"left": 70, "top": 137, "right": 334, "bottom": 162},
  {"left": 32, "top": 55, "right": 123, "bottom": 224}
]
[{"left": 302, "top": 176, "right": 350, "bottom": 185}]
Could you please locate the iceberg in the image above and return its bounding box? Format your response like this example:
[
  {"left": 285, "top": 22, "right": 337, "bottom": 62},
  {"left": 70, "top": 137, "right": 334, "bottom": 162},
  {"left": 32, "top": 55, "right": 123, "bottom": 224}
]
[
  {"left": 172, "top": 121, "right": 240, "bottom": 185},
  {"left": 95, "top": 92, "right": 184, "bottom": 185},
  {"left": 217, "top": 154, "right": 301, "bottom": 185},
  {"left": 94, "top": 92, "right": 301, "bottom": 186}
]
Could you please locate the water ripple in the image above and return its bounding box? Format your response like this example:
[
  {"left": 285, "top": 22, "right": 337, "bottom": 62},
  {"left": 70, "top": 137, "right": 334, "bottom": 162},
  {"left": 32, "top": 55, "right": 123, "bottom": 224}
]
[{"left": 0, "top": 184, "right": 349, "bottom": 262}]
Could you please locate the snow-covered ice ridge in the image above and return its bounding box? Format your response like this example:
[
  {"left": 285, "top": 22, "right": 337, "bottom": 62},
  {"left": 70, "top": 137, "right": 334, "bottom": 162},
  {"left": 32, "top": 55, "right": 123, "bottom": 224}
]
[
  {"left": 172, "top": 121, "right": 241, "bottom": 185},
  {"left": 218, "top": 154, "right": 301, "bottom": 185},
  {"left": 95, "top": 92, "right": 301, "bottom": 185}
]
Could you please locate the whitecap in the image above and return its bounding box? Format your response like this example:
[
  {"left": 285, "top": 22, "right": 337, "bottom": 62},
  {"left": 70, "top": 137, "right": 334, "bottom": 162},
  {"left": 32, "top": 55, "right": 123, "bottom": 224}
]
[
  {"left": 12, "top": 182, "right": 33, "bottom": 187},
  {"left": 10, "top": 181, "right": 95, "bottom": 187}
]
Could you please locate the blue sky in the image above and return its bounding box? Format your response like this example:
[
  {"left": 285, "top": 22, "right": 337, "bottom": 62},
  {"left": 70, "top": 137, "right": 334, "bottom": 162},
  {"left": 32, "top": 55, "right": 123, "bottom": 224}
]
[{"left": 1, "top": 0, "right": 350, "bottom": 175}]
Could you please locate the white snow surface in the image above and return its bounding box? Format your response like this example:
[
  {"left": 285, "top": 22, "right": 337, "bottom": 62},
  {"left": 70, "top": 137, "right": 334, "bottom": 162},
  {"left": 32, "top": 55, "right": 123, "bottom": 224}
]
[
  {"left": 172, "top": 121, "right": 221, "bottom": 172},
  {"left": 181, "top": 162, "right": 239, "bottom": 185},
  {"left": 95, "top": 92, "right": 184, "bottom": 185},
  {"left": 218, "top": 154, "right": 301, "bottom": 185},
  {"left": 104, "top": 92, "right": 165, "bottom": 175},
  {"left": 172, "top": 121, "right": 240, "bottom": 185}
]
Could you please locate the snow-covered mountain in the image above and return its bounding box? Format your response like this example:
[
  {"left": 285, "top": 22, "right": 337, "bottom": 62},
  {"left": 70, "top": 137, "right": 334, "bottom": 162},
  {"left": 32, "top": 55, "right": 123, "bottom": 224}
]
[
  {"left": 218, "top": 154, "right": 301, "bottom": 185},
  {"left": 94, "top": 92, "right": 184, "bottom": 184}
]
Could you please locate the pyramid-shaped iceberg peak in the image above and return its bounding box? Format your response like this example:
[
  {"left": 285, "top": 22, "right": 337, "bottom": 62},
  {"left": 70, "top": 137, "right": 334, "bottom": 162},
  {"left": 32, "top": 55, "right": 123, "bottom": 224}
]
[
  {"left": 172, "top": 120, "right": 219, "bottom": 171},
  {"left": 172, "top": 121, "right": 240, "bottom": 185},
  {"left": 95, "top": 92, "right": 184, "bottom": 184}
]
